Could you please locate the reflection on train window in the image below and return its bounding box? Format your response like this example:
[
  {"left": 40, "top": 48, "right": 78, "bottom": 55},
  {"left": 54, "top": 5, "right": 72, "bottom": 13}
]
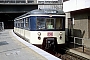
[
  {"left": 25, "top": 18, "right": 29, "bottom": 28},
  {"left": 36, "top": 17, "right": 63, "bottom": 30},
  {"left": 15, "top": 20, "right": 18, "bottom": 28},
  {"left": 56, "top": 18, "right": 62, "bottom": 29},
  {"left": 14, "top": 20, "right": 16, "bottom": 27},
  {"left": 46, "top": 18, "right": 54, "bottom": 29},
  {"left": 17, "top": 20, "right": 20, "bottom": 28},
  {"left": 37, "top": 17, "right": 45, "bottom": 29},
  {"left": 20, "top": 19, "right": 24, "bottom": 28}
]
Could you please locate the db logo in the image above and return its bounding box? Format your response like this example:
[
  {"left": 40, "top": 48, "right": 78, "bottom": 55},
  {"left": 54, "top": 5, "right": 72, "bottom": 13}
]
[{"left": 47, "top": 32, "right": 53, "bottom": 36}]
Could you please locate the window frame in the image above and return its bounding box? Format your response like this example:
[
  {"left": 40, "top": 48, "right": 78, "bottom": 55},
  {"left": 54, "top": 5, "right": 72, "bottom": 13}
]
[
  {"left": 36, "top": 16, "right": 64, "bottom": 30},
  {"left": 45, "top": 18, "right": 55, "bottom": 29},
  {"left": 24, "top": 17, "right": 29, "bottom": 30}
]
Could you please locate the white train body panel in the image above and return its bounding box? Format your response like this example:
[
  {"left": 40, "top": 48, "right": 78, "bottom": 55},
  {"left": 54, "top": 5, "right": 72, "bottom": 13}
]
[
  {"left": 14, "top": 9, "right": 65, "bottom": 46},
  {"left": 29, "top": 31, "right": 65, "bottom": 44},
  {"left": 14, "top": 27, "right": 65, "bottom": 44}
]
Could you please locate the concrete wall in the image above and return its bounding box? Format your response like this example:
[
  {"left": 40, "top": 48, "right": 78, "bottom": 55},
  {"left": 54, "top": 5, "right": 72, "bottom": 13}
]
[
  {"left": 63, "top": 0, "right": 90, "bottom": 48},
  {"left": 72, "top": 13, "right": 88, "bottom": 38},
  {"left": 88, "top": 17, "right": 90, "bottom": 38},
  {"left": 63, "top": 0, "right": 90, "bottom": 12},
  {"left": 70, "top": 12, "right": 90, "bottom": 46}
]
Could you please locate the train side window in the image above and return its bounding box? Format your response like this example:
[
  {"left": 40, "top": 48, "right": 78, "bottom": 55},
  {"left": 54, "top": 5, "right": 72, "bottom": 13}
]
[
  {"left": 25, "top": 18, "right": 29, "bottom": 29},
  {"left": 20, "top": 19, "right": 24, "bottom": 28},
  {"left": 17, "top": 20, "right": 20, "bottom": 28},
  {"left": 15, "top": 20, "right": 18, "bottom": 28}
]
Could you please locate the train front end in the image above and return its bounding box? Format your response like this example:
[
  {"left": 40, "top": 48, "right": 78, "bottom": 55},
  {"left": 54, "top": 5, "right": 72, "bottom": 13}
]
[
  {"left": 14, "top": 9, "right": 65, "bottom": 50},
  {"left": 30, "top": 15, "right": 65, "bottom": 50}
]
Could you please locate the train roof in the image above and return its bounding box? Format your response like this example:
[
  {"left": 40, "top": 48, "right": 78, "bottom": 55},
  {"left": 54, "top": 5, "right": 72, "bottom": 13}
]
[
  {"left": 30, "top": 9, "right": 65, "bottom": 15},
  {"left": 15, "top": 9, "right": 65, "bottom": 19}
]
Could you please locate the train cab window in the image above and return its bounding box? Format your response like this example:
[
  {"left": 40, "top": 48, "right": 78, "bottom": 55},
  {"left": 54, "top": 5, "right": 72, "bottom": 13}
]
[
  {"left": 46, "top": 18, "right": 55, "bottom": 29},
  {"left": 36, "top": 17, "right": 64, "bottom": 30},
  {"left": 56, "top": 18, "right": 63, "bottom": 29},
  {"left": 37, "top": 17, "right": 45, "bottom": 29}
]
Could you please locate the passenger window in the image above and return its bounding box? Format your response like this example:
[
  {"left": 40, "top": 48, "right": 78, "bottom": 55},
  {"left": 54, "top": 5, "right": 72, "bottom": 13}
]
[
  {"left": 20, "top": 19, "right": 24, "bottom": 28},
  {"left": 37, "top": 17, "right": 45, "bottom": 29},
  {"left": 25, "top": 18, "right": 29, "bottom": 28},
  {"left": 17, "top": 20, "right": 20, "bottom": 28}
]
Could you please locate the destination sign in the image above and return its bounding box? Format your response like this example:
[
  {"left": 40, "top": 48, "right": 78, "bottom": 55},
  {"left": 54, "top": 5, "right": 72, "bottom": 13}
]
[{"left": 44, "top": 10, "right": 57, "bottom": 13}]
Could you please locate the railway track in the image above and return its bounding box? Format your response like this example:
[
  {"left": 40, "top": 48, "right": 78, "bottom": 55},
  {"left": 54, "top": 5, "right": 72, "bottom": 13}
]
[
  {"left": 32, "top": 43, "right": 90, "bottom": 60},
  {"left": 41, "top": 47, "right": 90, "bottom": 60},
  {"left": 14, "top": 34, "right": 90, "bottom": 60},
  {"left": 55, "top": 50, "right": 90, "bottom": 60}
]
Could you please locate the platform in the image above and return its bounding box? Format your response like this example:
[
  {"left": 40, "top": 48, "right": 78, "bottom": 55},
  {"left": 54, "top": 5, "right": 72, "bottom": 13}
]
[
  {"left": 0, "top": 29, "right": 61, "bottom": 60},
  {"left": 68, "top": 43, "right": 90, "bottom": 59}
]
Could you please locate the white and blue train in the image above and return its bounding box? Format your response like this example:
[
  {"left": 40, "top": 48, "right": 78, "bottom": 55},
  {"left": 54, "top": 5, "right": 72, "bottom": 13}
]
[{"left": 14, "top": 9, "right": 65, "bottom": 50}]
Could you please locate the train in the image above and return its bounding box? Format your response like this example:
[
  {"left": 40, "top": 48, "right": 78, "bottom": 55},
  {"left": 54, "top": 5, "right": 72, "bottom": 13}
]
[{"left": 14, "top": 8, "right": 65, "bottom": 51}]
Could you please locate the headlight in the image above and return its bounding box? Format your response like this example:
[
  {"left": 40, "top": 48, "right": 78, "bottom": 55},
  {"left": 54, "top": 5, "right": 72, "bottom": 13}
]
[
  {"left": 59, "top": 32, "right": 63, "bottom": 35},
  {"left": 37, "top": 32, "right": 41, "bottom": 36}
]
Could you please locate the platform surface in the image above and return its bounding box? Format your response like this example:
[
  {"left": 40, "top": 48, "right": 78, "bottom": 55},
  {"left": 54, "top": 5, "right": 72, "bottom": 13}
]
[
  {"left": 68, "top": 43, "right": 90, "bottom": 59},
  {"left": 0, "top": 30, "right": 47, "bottom": 60},
  {"left": 0, "top": 29, "right": 61, "bottom": 60}
]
